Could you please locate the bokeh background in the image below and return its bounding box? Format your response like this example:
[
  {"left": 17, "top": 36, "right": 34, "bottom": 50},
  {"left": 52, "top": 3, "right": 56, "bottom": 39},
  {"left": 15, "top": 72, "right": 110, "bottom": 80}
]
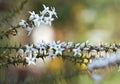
[{"left": 0, "top": 0, "right": 120, "bottom": 84}]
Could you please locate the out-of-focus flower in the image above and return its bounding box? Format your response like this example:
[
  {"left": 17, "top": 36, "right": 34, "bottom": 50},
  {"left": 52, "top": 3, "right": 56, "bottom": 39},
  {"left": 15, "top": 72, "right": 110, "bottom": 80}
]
[
  {"left": 60, "top": 42, "right": 67, "bottom": 47},
  {"left": 75, "top": 43, "right": 80, "bottom": 48},
  {"left": 90, "top": 72, "right": 103, "bottom": 84},
  {"left": 90, "top": 49, "right": 97, "bottom": 56},
  {"left": 73, "top": 47, "right": 81, "bottom": 56},
  {"left": 107, "top": 53, "right": 117, "bottom": 64},
  {"left": 80, "top": 40, "right": 89, "bottom": 48},
  {"left": 83, "top": 47, "right": 89, "bottom": 53},
  {"left": 66, "top": 42, "right": 73, "bottom": 48}
]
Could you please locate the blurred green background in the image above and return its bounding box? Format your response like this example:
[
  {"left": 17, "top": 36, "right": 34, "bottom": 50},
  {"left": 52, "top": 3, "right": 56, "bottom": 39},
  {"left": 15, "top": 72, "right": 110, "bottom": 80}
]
[{"left": 0, "top": 0, "right": 120, "bottom": 84}]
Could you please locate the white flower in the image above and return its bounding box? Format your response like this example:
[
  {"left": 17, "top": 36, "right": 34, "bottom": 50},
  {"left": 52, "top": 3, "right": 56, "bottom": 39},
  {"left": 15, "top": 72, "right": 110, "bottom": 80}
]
[
  {"left": 95, "top": 43, "right": 101, "bottom": 48},
  {"left": 54, "top": 46, "right": 64, "bottom": 55},
  {"left": 85, "top": 40, "right": 89, "bottom": 45},
  {"left": 83, "top": 47, "right": 89, "bottom": 52},
  {"left": 80, "top": 42, "right": 85, "bottom": 48},
  {"left": 35, "top": 41, "right": 46, "bottom": 52},
  {"left": 44, "top": 17, "right": 54, "bottom": 26},
  {"left": 25, "top": 53, "right": 36, "bottom": 65},
  {"left": 100, "top": 51, "right": 106, "bottom": 57},
  {"left": 25, "top": 44, "right": 35, "bottom": 53},
  {"left": 33, "top": 49, "right": 38, "bottom": 57},
  {"left": 19, "top": 19, "right": 28, "bottom": 28},
  {"left": 33, "top": 15, "right": 44, "bottom": 27},
  {"left": 66, "top": 42, "right": 73, "bottom": 48},
  {"left": 48, "top": 41, "right": 57, "bottom": 49},
  {"left": 49, "top": 7, "right": 58, "bottom": 18},
  {"left": 90, "top": 49, "right": 97, "bottom": 56},
  {"left": 40, "top": 4, "right": 49, "bottom": 15},
  {"left": 60, "top": 42, "right": 67, "bottom": 47},
  {"left": 29, "top": 11, "right": 36, "bottom": 20},
  {"left": 75, "top": 43, "right": 80, "bottom": 48},
  {"left": 73, "top": 47, "right": 81, "bottom": 56},
  {"left": 80, "top": 40, "right": 89, "bottom": 48},
  {"left": 25, "top": 26, "right": 33, "bottom": 36},
  {"left": 110, "top": 43, "right": 116, "bottom": 49},
  {"left": 47, "top": 49, "right": 56, "bottom": 57}
]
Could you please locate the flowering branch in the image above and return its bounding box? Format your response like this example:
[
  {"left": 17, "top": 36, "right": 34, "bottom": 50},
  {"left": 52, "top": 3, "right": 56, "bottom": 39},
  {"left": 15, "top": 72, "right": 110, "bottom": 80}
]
[
  {"left": 0, "top": 4, "right": 57, "bottom": 39},
  {"left": 0, "top": 40, "right": 120, "bottom": 69}
]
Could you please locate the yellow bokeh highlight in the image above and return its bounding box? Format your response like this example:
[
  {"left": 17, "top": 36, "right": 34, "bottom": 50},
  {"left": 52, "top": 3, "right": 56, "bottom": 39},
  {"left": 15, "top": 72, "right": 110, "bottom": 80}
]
[
  {"left": 83, "top": 59, "right": 89, "bottom": 63},
  {"left": 47, "top": 56, "right": 64, "bottom": 72},
  {"left": 80, "top": 63, "right": 87, "bottom": 70},
  {"left": 75, "top": 62, "right": 87, "bottom": 70}
]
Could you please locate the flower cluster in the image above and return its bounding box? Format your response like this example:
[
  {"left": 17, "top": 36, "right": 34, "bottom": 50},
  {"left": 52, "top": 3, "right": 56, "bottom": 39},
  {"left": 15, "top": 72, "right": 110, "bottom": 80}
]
[
  {"left": 17, "top": 40, "right": 120, "bottom": 69},
  {"left": 19, "top": 4, "right": 57, "bottom": 35}
]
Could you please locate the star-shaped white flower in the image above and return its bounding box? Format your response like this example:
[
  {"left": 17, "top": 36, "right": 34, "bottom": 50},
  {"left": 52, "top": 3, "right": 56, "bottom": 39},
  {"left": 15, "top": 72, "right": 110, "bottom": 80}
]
[
  {"left": 25, "top": 44, "right": 35, "bottom": 53},
  {"left": 40, "top": 4, "right": 49, "bottom": 15},
  {"left": 33, "top": 15, "right": 44, "bottom": 27},
  {"left": 48, "top": 41, "right": 57, "bottom": 49},
  {"left": 19, "top": 19, "right": 28, "bottom": 28},
  {"left": 73, "top": 48, "right": 81, "bottom": 56},
  {"left": 29, "top": 11, "right": 36, "bottom": 20},
  {"left": 25, "top": 53, "right": 36, "bottom": 65},
  {"left": 44, "top": 17, "right": 54, "bottom": 26},
  {"left": 35, "top": 41, "right": 46, "bottom": 52},
  {"left": 55, "top": 46, "right": 64, "bottom": 55},
  {"left": 49, "top": 7, "right": 58, "bottom": 18},
  {"left": 25, "top": 26, "right": 33, "bottom": 36}
]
